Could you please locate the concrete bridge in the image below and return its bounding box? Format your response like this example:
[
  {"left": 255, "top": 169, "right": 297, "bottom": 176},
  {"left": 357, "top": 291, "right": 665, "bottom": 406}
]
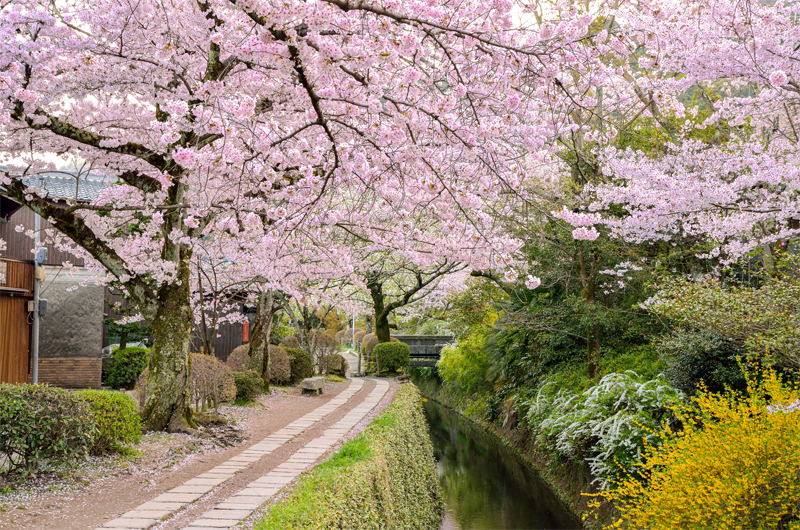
[{"left": 392, "top": 335, "right": 453, "bottom": 367}]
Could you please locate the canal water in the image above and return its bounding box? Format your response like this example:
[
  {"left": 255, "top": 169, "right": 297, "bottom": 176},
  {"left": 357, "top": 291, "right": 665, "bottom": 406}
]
[{"left": 423, "top": 398, "right": 582, "bottom": 530}]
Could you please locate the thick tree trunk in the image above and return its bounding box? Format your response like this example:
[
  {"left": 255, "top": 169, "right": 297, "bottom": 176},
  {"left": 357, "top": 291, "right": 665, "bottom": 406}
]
[
  {"left": 118, "top": 331, "right": 128, "bottom": 350},
  {"left": 367, "top": 277, "right": 392, "bottom": 344},
  {"left": 374, "top": 312, "right": 391, "bottom": 343},
  {"left": 141, "top": 261, "right": 195, "bottom": 432},
  {"left": 249, "top": 290, "right": 275, "bottom": 386}
]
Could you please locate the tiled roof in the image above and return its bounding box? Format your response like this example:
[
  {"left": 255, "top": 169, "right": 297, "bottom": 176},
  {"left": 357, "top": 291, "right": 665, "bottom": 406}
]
[{"left": 24, "top": 173, "right": 112, "bottom": 202}]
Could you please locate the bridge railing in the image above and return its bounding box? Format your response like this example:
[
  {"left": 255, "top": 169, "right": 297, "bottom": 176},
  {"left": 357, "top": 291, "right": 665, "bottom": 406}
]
[{"left": 392, "top": 335, "right": 454, "bottom": 366}]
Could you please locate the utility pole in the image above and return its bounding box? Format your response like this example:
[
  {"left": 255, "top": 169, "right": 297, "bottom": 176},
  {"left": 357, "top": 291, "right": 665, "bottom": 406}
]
[{"left": 31, "top": 213, "right": 46, "bottom": 384}]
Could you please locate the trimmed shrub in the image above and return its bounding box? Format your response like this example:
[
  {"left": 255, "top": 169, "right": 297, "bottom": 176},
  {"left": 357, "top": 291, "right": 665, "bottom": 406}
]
[
  {"left": 341, "top": 327, "right": 364, "bottom": 346},
  {"left": 190, "top": 353, "right": 236, "bottom": 411},
  {"left": 255, "top": 384, "right": 442, "bottom": 529},
  {"left": 227, "top": 344, "right": 251, "bottom": 372},
  {"left": 334, "top": 330, "right": 346, "bottom": 345},
  {"left": 373, "top": 341, "right": 410, "bottom": 373},
  {"left": 285, "top": 347, "right": 313, "bottom": 383},
  {"left": 311, "top": 332, "right": 339, "bottom": 371},
  {"left": 269, "top": 345, "right": 292, "bottom": 384},
  {"left": 361, "top": 334, "right": 399, "bottom": 354},
  {"left": 281, "top": 334, "right": 302, "bottom": 349},
  {"left": 322, "top": 353, "right": 348, "bottom": 376},
  {"left": 233, "top": 371, "right": 264, "bottom": 402},
  {"left": 354, "top": 330, "right": 367, "bottom": 348},
  {"left": 104, "top": 346, "right": 149, "bottom": 389},
  {"left": 77, "top": 390, "right": 141, "bottom": 454},
  {"left": 361, "top": 333, "right": 377, "bottom": 355},
  {"left": 594, "top": 366, "right": 800, "bottom": 528},
  {"left": 0, "top": 384, "right": 96, "bottom": 476}
]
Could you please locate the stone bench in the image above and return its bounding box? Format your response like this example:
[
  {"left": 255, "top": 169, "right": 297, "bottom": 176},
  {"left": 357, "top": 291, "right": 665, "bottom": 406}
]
[{"left": 301, "top": 376, "right": 325, "bottom": 395}]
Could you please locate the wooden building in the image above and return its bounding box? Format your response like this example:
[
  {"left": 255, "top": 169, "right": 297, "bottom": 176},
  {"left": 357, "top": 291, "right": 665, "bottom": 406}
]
[
  {"left": 2, "top": 172, "right": 245, "bottom": 385},
  {"left": 0, "top": 258, "right": 34, "bottom": 384}
]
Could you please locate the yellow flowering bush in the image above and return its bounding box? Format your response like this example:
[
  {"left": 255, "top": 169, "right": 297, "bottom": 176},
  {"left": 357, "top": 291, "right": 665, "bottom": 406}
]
[{"left": 591, "top": 367, "right": 800, "bottom": 529}]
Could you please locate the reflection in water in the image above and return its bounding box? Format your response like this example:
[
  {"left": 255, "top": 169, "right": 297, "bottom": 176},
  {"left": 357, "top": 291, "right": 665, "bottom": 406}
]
[{"left": 423, "top": 399, "right": 582, "bottom": 530}]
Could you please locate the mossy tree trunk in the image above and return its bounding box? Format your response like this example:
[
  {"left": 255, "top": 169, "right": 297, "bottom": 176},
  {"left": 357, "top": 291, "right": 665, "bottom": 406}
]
[
  {"left": 141, "top": 258, "right": 195, "bottom": 432},
  {"left": 367, "top": 278, "right": 392, "bottom": 344}
]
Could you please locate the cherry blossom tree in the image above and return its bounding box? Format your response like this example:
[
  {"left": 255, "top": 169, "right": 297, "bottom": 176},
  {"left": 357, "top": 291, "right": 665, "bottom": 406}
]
[
  {"left": 2, "top": 0, "right": 582, "bottom": 432},
  {"left": 584, "top": 0, "right": 800, "bottom": 267}
]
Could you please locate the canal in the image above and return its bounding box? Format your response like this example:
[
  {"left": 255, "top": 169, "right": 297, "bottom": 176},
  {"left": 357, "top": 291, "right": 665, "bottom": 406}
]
[{"left": 423, "top": 398, "right": 582, "bottom": 530}]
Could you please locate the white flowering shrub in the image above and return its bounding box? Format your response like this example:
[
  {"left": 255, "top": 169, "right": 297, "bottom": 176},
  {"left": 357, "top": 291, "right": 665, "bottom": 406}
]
[{"left": 527, "top": 371, "right": 684, "bottom": 489}]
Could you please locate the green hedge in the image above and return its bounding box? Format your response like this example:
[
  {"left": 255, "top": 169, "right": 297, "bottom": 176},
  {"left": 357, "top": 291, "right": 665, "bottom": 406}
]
[
  {"left": 233, "top": 370, "right": 264, "bottom": 402},
  {"left": 77, "top": 390, "right": 141, "bottom": 454},
  {"left": 104, "top": 346, "right": 149, "bottom": 389},
  {"left": 0, "top": 384, "right": 96, "bottom": 476},
  {"left": 285, "top": 347, "right": 314, "bottom": 383},
  {"left": 255, "top": 384, "right": 443, "bottom": 530},
  {"left": 373, "top": 341, "right": 410, "bottom": 374}
]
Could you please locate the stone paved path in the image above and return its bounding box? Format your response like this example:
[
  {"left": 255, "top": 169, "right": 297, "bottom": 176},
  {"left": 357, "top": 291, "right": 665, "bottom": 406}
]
[
  {"left": 97, "top": 377, "right": 389, "bottom": 530},
  {"left": 339, "top": 348, "right": 360, "bottom": 377},
  {"left": 98, "top": 379, "right": 364, "bottom": 530},
  {"left": 182, "top": 378, "right": 389, "bottom": 529}
]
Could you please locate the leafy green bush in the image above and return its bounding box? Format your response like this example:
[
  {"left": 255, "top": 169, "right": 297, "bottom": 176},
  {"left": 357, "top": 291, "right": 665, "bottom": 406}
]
[
  {"left": 77, "top": 390, "right": 141, "bottom": 454},
  {"left": 321, "top": 353, "right": 347, "bottom": 376},
  {"left": 285, "top": 347, "right": 313, "bottom": 383},
  {"left": 600, "top": 344, "right": 666, "bottom": 381},
  {"left": 269, "top": 345, "right": 292, "bottom": 384},
  {"left": 255, "top": 384, "right": 442, "bottom": 529},
  {"left": 649, "top": 264, "right": 800, "bottom": 370},
  {"left": 657, "top": 329, "right": 747, "bottom": 395},
  {"left": 438, "top": 331, "right": 490, "bottom": 393},
  {"left": 0, "top": 384, "right": 96, "bottom": 476},
  {"left": 373, "top": 341, "right": 411, "bottom": 373},
  {"left": 233, "top": 371, "right": 264, "bottom": 402},
  {"left": 104, "top": 346, "right": 149, "bottom": 389}
]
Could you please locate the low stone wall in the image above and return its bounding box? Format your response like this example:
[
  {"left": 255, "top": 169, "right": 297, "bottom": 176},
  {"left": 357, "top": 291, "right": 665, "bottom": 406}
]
[{"left": 33, "top": 358, "right": 102, "bottom": 389}]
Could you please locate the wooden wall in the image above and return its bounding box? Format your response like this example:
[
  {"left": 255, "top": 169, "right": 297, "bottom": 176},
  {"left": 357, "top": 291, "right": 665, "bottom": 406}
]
[
  {"left": 104, "top": 287, "right": 244, "bottom": 362},
  {"left": 0, "top": 296, "right": 30, "bottom": 384},
  {"left": 0, "top": 258, "right": 33, "bottom": 384},
  {"left": 190, "top": 321, "right": 244, "bottom": 362}
]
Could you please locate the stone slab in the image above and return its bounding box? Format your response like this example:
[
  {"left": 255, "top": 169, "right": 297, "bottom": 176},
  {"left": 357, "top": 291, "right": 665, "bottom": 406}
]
[
  {"left": 151, "top": 492, "right": 202, "bottom": 503},
  {"left": 203, "top": 509, "right": 252, "bottom": 519},
  {"left": 103, "top": 518, "right": 157, "bottom": 528},
  {"left": 121, "top": 509, "right": 172, "bottom": 519},
  {"left": 170, "top": 485, "right": 215, "bottom": 494},
  {"left": 214, "top": 502, "right": 263, "bottom": 510},
  {"left": 138, "top": 501, "right": 185, "bottom": 511},
  {"left": 187, "top": 520, "right": 241, "bottom": 528}
]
